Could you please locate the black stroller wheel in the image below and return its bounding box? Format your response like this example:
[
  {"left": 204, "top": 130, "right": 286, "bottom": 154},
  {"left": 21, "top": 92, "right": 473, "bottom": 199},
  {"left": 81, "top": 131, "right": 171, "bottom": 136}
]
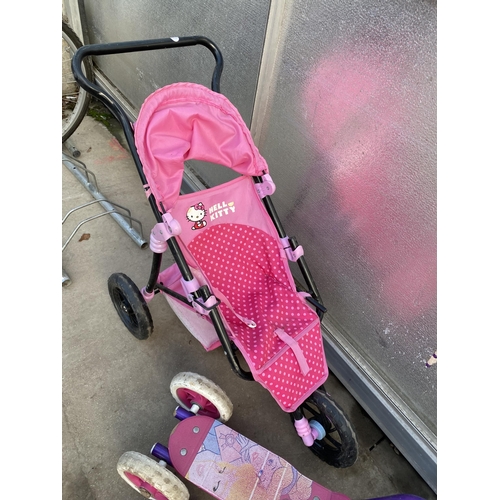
[
  {"left": 108, "top": 273, "right": 153, "bottom": 340},
  {"left": 295, "top": 388, "right": 358, "bottom": 468}
]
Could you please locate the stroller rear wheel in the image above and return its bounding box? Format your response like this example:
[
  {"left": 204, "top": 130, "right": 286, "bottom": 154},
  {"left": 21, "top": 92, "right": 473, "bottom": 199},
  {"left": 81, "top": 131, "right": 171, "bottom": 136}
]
[
  {"left": 117, "top": 451, "right": 189, "bottom": 499},
  {"left": 108, "top": 273, "right": 154, "bottom": 340},
  {"left": 296, "top": 388, "right": 358, "bottom": 468}
]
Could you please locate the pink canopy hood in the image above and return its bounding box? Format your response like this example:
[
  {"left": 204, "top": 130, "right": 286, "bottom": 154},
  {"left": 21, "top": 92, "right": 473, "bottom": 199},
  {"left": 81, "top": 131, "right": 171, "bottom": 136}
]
[{"left": 134, "top": 82, "right": 269, "bottom": 212}]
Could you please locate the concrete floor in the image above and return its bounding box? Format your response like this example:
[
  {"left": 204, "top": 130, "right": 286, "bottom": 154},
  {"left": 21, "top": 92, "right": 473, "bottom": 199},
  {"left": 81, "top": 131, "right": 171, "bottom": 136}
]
[{"left": 62, "top": 115, "right": 437, "bottom": 500}]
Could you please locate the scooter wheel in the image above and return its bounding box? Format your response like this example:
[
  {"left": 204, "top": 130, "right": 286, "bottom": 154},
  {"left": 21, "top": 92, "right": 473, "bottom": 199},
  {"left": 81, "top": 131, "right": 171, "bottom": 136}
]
[
  {"left": 170, "top": 372, "right": 233, "bottom": 422},
  {"left": 108, "top": 272, "right": 154, "bottom": 340},
  {"left": 117, "top": 451, "right": 189, "bottom": 499},
  {"left": 295, "top": 388, "right": 358, "bottom": 468}
]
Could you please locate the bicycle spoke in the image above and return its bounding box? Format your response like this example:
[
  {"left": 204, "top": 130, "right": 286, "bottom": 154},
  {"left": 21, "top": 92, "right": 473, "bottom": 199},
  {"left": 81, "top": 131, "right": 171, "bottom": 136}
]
[
  {"left": 323, "top": 432, "right": 342, "bottom": 450},
  {"left": 302, "top": 401, "right": 321, "bottom": 419},
  {"left": 62, "top": 20, "right": 92, "bottom": 141}
]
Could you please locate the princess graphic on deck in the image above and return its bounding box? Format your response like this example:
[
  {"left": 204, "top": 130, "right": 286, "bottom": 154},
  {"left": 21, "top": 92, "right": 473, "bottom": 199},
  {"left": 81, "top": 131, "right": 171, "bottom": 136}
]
[{"left": 187, "top": 202, "right": 208, "bottom": 230}]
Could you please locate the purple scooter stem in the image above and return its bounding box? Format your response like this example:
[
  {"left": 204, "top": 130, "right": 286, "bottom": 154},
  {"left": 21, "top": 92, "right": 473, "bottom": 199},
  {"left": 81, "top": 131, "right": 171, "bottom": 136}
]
[
  {"left": 174, "top": 406, "right": 195, "bottom": 421},
  {"left": 150, "top": 442, "right": 172, "bottom": 467}
]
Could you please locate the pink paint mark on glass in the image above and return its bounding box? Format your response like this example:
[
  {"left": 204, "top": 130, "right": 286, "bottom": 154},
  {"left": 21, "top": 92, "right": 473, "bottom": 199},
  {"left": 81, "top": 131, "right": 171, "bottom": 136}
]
[{"left": 303, "top": 49, "right": 436, "bottom": 323}]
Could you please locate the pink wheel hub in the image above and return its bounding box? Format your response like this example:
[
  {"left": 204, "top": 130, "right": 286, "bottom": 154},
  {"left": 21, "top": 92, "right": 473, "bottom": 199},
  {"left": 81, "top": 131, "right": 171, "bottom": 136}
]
[
  {"left": 177, "top": 388, "right": 220, "bottom": 419},
  {"left": 124, "top": 472, "right": 168, "bottom": 499}
]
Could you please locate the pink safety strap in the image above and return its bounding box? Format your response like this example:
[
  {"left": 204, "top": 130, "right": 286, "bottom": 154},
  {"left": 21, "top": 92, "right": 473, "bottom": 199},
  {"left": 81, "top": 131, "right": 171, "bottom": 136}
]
[
  {"left": 274, "top": 328, "right": 310, "bottom": 375},
  {"left": 211, "top": 286, "right": 256, "bottom": 328}
]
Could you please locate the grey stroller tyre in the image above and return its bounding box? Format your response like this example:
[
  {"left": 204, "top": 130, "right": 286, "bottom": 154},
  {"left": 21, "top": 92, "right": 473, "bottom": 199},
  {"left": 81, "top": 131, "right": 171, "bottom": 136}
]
[
  {"left": 170, "top": 372, "right": 233, "bottom": 422},
  {"left": 108, "top": 273, "right": 154, "bottom": 340},
  {"left": 62, "top": 20, "right": 93, "bottom": 142},
  {"left": 295, "top": 389, "right": 358, "bottom": 468},
  {"left": 117, "top": 451, "right": 189, "bottom": 499}
]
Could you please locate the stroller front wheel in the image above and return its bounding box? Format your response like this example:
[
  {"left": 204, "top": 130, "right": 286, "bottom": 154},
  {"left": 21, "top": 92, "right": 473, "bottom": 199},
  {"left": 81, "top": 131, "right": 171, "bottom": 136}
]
[
  {"left": 295, "top": 388, "right": 358, "bottom": 468},
  {"left": 108, "top": 273, "right": 154, "bottom": 340}
]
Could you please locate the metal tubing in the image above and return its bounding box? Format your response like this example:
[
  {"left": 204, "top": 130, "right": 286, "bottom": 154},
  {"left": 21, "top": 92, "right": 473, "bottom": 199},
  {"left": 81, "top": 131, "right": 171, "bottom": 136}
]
[
  {"left": 289, "top": 236, "right": 326, "bottom": 319},
  {"left": 62, "top": 210, "right": 141, "bottom": 252},
  {"left": 155, "top": 283, "right": 192, "bottom": 306},
  {"left": 255, "top": 179, "right": 326, "bottom": 317},
  {"left": 63, "top": 138, "right": 81, "bottom": 157},
  {"left": 207, "top": 299, "right": 254, "bottom": 381},
  {"left": 72, "top": 36, "right": 223, "bottom": 95},
  {"left": 145, "top": 252, "right": 163, "bottom": 294},
  {"left": 62, "top": 269, "right": 72, "bottom": 287},
  {"left": 167, "top": 238, "right": 194, "bottom": 281},
  {"left": 62, "top": 154, "right": 147, "bottom": 248}
]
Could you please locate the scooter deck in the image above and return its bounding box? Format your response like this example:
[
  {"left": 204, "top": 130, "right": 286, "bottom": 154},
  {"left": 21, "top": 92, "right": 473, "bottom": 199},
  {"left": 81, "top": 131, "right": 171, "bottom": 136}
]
[{"left": 168, "top": 414, "right": 350, "bottom": 500}]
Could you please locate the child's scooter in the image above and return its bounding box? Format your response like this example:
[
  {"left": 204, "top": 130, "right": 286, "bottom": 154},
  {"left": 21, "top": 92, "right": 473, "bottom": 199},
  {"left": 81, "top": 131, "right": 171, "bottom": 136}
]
[{"left": 117, "top": 372, "right": 425, "bottom": 500}]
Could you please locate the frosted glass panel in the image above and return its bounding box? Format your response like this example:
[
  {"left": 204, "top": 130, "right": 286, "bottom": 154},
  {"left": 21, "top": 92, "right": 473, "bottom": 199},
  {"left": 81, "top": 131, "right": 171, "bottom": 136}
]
[{"left": 254, "top": 0, "right": 437, "bottom": 433}]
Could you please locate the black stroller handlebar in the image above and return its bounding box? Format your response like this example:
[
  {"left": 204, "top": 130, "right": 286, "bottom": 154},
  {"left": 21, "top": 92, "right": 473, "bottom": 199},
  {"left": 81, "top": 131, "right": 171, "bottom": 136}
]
[
  {"left": 72, "top": 35, "right": 224, "bottom": 95},
  {"left": 70, "top": 35, "right": 224, "bottom": 222}
]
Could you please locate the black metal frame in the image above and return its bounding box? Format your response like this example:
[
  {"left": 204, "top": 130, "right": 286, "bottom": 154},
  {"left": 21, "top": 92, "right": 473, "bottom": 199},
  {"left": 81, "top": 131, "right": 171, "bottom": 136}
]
[{"left": 72, "top": 35, "right": 326, "bottom": 383}]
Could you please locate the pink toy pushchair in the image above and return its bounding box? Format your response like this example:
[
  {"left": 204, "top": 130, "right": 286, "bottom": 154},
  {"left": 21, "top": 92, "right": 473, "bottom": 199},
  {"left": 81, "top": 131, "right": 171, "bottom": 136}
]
[{"left": 73, "top": 36, "right": 358, "bottom": 469}]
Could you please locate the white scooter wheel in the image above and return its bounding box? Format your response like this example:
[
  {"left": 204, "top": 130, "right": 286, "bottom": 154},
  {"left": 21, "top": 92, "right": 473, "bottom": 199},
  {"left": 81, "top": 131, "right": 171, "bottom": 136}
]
[
  {"left": 117, "top": 451, "right": 189, "bottom": 499},
  {"left": 170, "top": 372, "right": 233, "bottom": 423}
]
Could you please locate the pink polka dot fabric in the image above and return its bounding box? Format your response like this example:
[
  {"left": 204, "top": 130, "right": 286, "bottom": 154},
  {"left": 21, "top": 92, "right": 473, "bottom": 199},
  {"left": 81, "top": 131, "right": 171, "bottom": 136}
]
[{"left": 189, "top": 223, "right": 328, "bottom": 412}]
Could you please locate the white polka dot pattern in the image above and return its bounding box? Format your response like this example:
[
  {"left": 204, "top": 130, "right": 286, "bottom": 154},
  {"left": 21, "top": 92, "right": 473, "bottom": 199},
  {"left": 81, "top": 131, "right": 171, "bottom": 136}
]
[{"left": 189, "top": 223, "right": 328, "bottom": 411}]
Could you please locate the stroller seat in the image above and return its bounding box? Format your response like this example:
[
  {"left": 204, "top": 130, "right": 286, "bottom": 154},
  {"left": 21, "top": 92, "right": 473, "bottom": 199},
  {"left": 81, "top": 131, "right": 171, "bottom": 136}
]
[
  {"left": 134, "top": 82, "right": 328, "bottom": 412},
  {"left": 189, "top": 221, "right": 328, "bottom": 412}
]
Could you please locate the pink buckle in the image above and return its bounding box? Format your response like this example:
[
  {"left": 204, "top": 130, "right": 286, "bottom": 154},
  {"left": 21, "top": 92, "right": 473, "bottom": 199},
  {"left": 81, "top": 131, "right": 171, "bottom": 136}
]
[
  {"left": 280, "top": 237, "right": 304, "bottom": 262},
  {"left": 192, "top": 295, "right": 219, "bottom": 315},
  {"left": 181, "top": 278, "right": 219, "bottom": 315},
  {"left": 255, "top": 174, "right": 276, "bottom": 198}
]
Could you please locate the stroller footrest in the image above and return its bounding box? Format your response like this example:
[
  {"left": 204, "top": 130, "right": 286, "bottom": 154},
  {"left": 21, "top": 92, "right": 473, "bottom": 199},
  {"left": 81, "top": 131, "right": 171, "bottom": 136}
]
[{"left": 274, "top": 328, "right": 310, "bottom": 375}]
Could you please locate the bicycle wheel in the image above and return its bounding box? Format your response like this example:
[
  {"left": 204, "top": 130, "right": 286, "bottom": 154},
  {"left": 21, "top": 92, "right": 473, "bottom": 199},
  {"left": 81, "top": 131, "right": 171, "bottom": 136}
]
[{"left": 62, "top": 20, "right": 93, "bottom": 142}]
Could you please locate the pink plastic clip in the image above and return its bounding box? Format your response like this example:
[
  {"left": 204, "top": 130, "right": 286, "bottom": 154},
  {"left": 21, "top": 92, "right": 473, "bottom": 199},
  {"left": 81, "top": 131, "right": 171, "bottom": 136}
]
[
  {"left": 149, "top": 213, "right": 181, "bottom": 253},
  {"left": 181, "top": 278, "right": 218, "bottom": 316},
  {"left": 162, "top": 212, "right": 181, "bottom": 236},
  {"left": 141, "top": 287, "right": 155, "bottom": 304},
  {"left": 280, "top": 237, "right": 304, "bottom": 262},
  {"left": 294, "top": 417, "right": 319, "bottom": 447},
  {"left": 255, "top": 174, "right": 276, "bottom": 198}
]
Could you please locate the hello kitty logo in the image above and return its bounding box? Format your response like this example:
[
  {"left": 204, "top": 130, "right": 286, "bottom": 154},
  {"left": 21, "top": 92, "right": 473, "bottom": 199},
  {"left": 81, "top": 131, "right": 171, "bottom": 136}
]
[{"left": 186, "top": 202, "right": 207, "bottom": 230}]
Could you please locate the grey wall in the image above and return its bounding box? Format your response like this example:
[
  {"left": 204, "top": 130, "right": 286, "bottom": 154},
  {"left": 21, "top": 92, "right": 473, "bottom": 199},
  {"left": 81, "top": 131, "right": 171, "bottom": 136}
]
[{"left": 72, "top": 0, "right": 436, "bottom": 490}]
